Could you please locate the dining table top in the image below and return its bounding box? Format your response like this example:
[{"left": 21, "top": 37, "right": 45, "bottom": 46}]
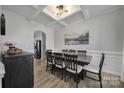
[{"left": 52, "top": 50, "right": 92, "bottom": 66}]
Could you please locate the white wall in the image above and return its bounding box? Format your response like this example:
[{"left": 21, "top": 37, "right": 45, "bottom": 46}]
[
  {"left": 1, "top": 9, "right": 54, "bottom": 52},
  {"left": 0, "top": 6, "right": 1, "bottom": 54},
  {"left": 0, "top": 6, "right": 1, "bottom": 14},
  {"left": 54, "top": 8, "right": 124, "bottom": 76}
]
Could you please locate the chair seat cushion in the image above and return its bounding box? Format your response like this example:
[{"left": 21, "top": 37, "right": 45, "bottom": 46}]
[
  {"left": 82, "top": 65, "right": 99, "bottom": 73},
  {"left": 55, "top": 62, "right": 65, "bottom": 68},
  {"left": 66, "top": 65, "right": 83, "bottom": 74},
  {"left": 48, "top": 61, "right": 54, "bottom": 65}
]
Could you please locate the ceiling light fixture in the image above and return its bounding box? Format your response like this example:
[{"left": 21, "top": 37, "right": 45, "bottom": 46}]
[{"left": 56, "top": 5, "right": 68, "bottom": 16}]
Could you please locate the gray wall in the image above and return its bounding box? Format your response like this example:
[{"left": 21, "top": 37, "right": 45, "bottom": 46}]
[
  {"left": 1, "top": 9, "right": 54, "bottom": 53},
  {"left": 54, "top": 8, "right": 124, "bottom": 52},
  {"left": 121, "top": 31, "right": 124, "bottom": 82}
]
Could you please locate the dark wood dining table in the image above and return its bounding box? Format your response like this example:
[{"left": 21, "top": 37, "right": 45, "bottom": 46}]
[{"left": 52, "top": 51, "right": 92, "bottom": 66}]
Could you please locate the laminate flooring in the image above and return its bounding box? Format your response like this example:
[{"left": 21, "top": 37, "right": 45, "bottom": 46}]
[{"left": 34, "top": 59, "right": 124, "bottom": 88}]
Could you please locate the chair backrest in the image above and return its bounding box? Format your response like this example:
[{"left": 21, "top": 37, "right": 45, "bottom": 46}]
[
  {"left": 99, "top": 53, "right": 105, "bottom": 73},
  {"left": 46, "top": 51, "right": 53, "bottom": 64},
  {"left": 54, "top": 53, "right": 63, "bottom": 67},
  {"left": 62, "top": 49, "right": 68, "bottom": 53},
  {"left": 77, "top": 50, "right": 87, "bottom": 56},
  {"left": 46, "top": 50, "right": 52, "bottom": 53},
  {"left": 69, "top": 50, "right": 76, "bottom": 54},
  {"left": 64, "top": 54, "right": 78, "bottom": 72}
]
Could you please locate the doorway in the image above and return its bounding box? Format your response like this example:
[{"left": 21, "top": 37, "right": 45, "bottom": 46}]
[{"left": 34, "top": 31, "right": 46, "bottom": 59}]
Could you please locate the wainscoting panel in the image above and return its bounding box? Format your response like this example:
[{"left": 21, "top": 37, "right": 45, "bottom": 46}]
[
  {"left": 37, "top": 48, "right": 122, "bottom": 76},
  {"left": 87, "top": 50, "right": 122, "bottom": 76}
]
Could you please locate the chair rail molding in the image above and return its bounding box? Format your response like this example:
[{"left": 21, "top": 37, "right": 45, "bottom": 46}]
[{"left": 50, "top": 49, "right": 122, "bottom": 76}]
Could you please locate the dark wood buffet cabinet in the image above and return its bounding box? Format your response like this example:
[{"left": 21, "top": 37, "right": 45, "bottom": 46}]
[{"left": 2, "top": 52, "right": 34, "bottom": 88}]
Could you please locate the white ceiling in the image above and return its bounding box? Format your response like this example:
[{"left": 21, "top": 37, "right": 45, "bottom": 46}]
[
  {"left": 1, "top": 5, "right": 124, "bottom": 29},
  {"left": 43, "top": 5, "right": 81, "bottom": 20}
]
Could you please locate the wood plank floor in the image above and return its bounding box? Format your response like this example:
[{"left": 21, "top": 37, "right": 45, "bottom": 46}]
[{"left": 34, "top": 59, "right": 124, "bottom": 88}]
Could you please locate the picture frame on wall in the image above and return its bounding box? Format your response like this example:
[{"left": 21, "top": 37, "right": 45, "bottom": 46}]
[{"left": 65, "top": 30, "right": 89, "bottom": 45}]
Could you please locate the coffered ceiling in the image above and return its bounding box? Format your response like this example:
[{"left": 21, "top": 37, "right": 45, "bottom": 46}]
[
  {"left": 43, "top": 5, "right": 81, "bottom": 20},
  {"left": 1, "top": 5, "right": 124, "bottom": 29}
]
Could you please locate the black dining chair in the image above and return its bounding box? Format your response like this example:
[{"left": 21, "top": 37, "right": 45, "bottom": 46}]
[
  {"left": 82, "top": 53, "right": 105, "bottom": 88},
  {"left": 46, "top": 49, "right": 52, "bottom": 53},
  {"left": 53, "top": 52, "right": 65, "bottom": 80},
  {"left": 46, "top": 51, "right": 54, "bottom": 73},
  {"left": 62, "top": 49, "right": 68, "bottom": 53},
  {"left": 77, "top": 50, "right": 87, "bottom": 56},
  {"left": 69, "top": 49, "right": 76, "bottom": 54},
  {"left": 64, "top": 54, "right": 83, "bottom": 88}
]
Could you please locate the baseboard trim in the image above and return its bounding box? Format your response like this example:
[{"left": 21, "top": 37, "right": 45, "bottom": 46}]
[
  {"left": 120, "top": 78, "right": 124, "bottom": 82},
  {"left": 102, "top": 68, "right": 120, "bottom": 76}
]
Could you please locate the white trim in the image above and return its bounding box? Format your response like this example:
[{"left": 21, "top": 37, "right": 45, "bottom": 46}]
[
  {"left": 54, "top": 49, "right": 122, "bottom": 76},
  {"left": 103, "top": 68, "right": 120, "bottom": 76},
  {"left": 87, "top": 50, "right": 122, "bottom": 55},
  {"left": 86, "top": 50, "right": 122, "bottom": 76},
  {"left": 39, "top": 48, "right": 123, "bottom": 76}
]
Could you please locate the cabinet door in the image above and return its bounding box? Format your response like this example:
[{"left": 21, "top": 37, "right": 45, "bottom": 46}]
[{"left": 3, "top": 55, "right": 34, "bottom": 88}]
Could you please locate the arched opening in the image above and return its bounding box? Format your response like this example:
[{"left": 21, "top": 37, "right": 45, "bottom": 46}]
[{"left": 34, "top": 31, "right": 46, "bottom": 60}]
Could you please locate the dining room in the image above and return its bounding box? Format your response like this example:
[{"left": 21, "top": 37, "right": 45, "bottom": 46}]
[
  {"left": 0, "top": 5, "right": 124, "bottom": 88},
  {"left": 34, "top": 5, "right": 124, "bottom": 88}
]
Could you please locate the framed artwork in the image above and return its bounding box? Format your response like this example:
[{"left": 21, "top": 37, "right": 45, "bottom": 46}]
[{"left": 65, "top": 31, "right": 89, "bottom": 45}]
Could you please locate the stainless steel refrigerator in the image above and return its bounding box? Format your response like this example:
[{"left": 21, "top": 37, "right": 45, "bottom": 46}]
[{"left": 34, "top": 31, "right": 46, "bottom": 59}]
